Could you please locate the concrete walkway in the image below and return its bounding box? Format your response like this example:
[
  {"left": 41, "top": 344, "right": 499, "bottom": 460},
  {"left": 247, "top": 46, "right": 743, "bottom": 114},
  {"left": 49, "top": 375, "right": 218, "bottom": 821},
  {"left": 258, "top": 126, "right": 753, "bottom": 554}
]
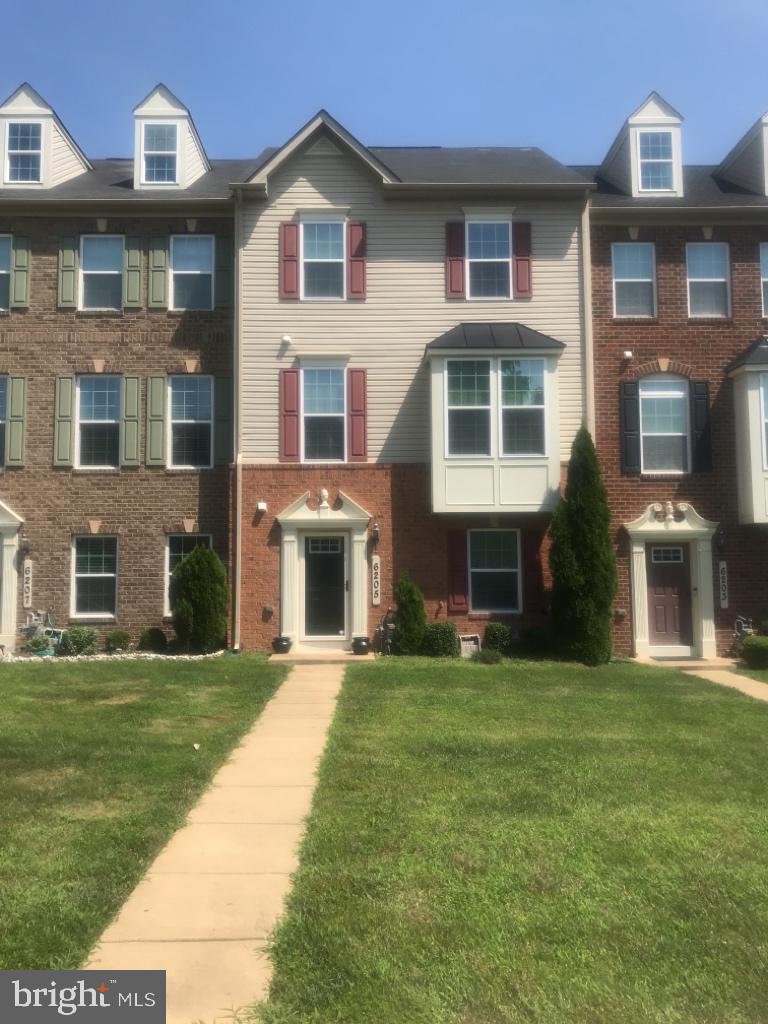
[
  {"left": 87, "top": 663, "right": 344, "bottom": 1024},
  {"left": 680, "top": 665, "right": 768, "bottom": 702}
]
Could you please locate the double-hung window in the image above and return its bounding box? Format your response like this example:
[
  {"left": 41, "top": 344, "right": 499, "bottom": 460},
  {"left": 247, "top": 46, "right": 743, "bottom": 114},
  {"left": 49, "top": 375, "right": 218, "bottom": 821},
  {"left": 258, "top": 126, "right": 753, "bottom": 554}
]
[
  {"left": 143, "top": 124, "right": 178, "bottom": 184},
  {"left": 687, "top": 243, "right": 730, "bottom": 317},
  {"left": 80, "top": 235, "right": 124, "bottom": 310},
  {"left": 302, "top": 366, "right": 345, "bottom": 461},
  {"left": 639, "top": 375, "right": 690, "bottom": 473},
  {"left": 166, "top": 534, "right": 211, "bottom": 613},
  {"left": 760, "top": 243, "right": 768, "bottom": 317},
  {"left": 7, "top": 122, "right": 42, "bottom": 183},
  {"left": 301, "top": 222, "right": 344, "bottom": 299},
  {"left": 638, "top": 131, "right": 674, "bottom": 191},
  {"left": 500, "top": 359, "right": 545, "bottom": 455},
  {"left": 612, "top": 242, "right": 656, "bottom": 317},
  {"left": 0, "top": 376, "right": 7, "bottom": 467},
  {"left": 468, "top": 530, "right": 521, "bottom": 612},
  {"left": 466, "top": 222, "right": 511, "bottom": 298},
  {"left": 761, "top": 375, "right": 768, "bottom": 469},
  {"left": 170, "top": 235, "right": 214, "bottom": 310},
  {"left": 169, "top": 376, "right": 213, "bottom": 468},
  {"left": 0, "top": 235, "right": 10, "bottom": 309},
  {"left": 447, "top": 360, "right": 491, "bottom": 456},
  {"left": 76, "top": 375, "right": 120, "bottom": 468},
  {"left": 72, "top": 536, "right": 118, "bottom": 617}
]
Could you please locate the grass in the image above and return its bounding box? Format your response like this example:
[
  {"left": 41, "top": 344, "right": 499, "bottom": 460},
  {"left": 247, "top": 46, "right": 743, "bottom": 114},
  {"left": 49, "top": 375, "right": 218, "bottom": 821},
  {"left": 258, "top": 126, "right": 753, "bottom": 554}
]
[
  {"left": 0, "top": 654, "right": 286, "bottom": 970},
  {"left": 255, "top": 657, "right": 768, "bottom": 1024}
]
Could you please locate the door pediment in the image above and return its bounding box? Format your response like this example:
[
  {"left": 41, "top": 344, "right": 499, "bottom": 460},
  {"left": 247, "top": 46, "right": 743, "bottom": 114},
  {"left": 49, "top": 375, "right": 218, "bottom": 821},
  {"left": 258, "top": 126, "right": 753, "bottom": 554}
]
[{"left": 277, "top": 490, "right": 372, "bottom": 529}]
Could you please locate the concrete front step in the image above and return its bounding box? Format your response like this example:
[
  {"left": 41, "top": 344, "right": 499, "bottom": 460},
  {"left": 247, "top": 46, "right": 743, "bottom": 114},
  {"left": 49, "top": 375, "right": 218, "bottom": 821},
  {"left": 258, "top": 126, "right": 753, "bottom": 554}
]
[{"left": 269, "top": 649, "right": 375, "bottom": 664}]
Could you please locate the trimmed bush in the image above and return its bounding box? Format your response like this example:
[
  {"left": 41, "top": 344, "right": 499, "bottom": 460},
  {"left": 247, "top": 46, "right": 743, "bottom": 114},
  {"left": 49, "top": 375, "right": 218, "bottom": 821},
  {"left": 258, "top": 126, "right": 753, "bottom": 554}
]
[
  {"left": 170, "top": 546, "right": 229, "bottom": 652},
  {"left": 25, "top": 634, "right": 52, "bottom": 655},
  {"left": 742, "top": 635, "right": 768, "bottom": 669},
  {"left": 58, "top": 627, "right": 98, "bottom": 657},
  {"left": 393, "top": 571, "right": 427, "bottom": 655},
  {"left": 759, "top": 621, "right": 768, "bottom": 637},
  {"left": 472, "top": 647, "right": 503, "bottom": 665},
  {"left": 549, "top": 427, "right": 617, "bottom": 666},
  {"left": 138, "top": 627, "right": 168, "bottom": 653},
  {"left": 484, "top": 622, "right": 513, "bottom": 653},
  {"left": 421, "top": 621, "right": 459, "bottom": 657},
  {"left": 105, "top": 629, "right": 131, "bottom": 653}
]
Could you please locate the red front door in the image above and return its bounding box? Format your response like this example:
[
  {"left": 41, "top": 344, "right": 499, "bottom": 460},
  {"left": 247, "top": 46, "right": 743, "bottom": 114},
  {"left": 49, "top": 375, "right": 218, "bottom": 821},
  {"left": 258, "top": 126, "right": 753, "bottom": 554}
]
[{"left": 646, "top": 544, "right": 693, "bottom": 647}]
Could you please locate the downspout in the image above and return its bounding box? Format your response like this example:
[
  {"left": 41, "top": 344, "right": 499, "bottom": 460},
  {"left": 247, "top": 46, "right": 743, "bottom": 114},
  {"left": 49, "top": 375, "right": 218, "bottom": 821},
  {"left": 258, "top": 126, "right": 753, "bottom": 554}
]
[
  {"left": 580, "top": 196, "right": 596, "bottom": 434},
  {"left": 232, "top": 187, "right": 244, "bottom": 650}
]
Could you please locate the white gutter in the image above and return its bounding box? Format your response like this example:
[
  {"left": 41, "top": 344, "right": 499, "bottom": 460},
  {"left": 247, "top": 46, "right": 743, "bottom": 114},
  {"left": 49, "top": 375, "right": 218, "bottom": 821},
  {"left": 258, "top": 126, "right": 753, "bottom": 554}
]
[
  {"left": 232, "top": 188, "right": 244, "bottom": 650},
  {"left": 580, "top": 198, "right": 596, "bottom": 435}
]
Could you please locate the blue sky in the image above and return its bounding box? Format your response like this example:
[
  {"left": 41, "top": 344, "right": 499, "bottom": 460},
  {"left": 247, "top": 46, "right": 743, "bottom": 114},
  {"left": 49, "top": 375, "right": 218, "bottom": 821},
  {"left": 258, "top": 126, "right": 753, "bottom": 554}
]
[{"left": 5, "top": 0, "right": 768, "bottom": 165}]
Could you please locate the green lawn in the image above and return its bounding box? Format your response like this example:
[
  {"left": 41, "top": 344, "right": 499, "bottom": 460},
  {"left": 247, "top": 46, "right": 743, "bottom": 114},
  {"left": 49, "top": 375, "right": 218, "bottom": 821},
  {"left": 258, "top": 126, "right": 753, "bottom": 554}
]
[
  {"left": 255, "top": 658, "right": 768, "bottom": 1024},
  {"left": 0, "top": 654, "right": 286, "bottom": 970}
]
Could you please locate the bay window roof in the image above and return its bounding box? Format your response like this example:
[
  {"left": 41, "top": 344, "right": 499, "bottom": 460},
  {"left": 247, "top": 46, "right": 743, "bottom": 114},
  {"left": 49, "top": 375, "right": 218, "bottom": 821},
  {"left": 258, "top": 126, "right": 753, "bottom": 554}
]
[{"left": 426, "top": 322, "right": 566, "bottom": 353}]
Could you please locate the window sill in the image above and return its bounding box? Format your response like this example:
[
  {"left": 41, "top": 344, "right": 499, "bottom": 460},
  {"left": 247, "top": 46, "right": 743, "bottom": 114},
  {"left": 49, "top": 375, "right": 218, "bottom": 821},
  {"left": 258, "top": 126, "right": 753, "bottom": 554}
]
[
  {"left": 72, "top": 467, "right": 120, "bottom": 473},
  {"left": 611, "top": 317, "right": 658, "bottom": 325},
  {"left": 686, "top": 317, "right": 733, "bottom": 325},
  {"left": 468, "top": 611, "right": 521, "bottom": 620},
  {"left": 69, "top": 615, "right": 116, "bottom": 623},
  {"left": 639, "top": 472, "right": 688, "bottom": 481}
]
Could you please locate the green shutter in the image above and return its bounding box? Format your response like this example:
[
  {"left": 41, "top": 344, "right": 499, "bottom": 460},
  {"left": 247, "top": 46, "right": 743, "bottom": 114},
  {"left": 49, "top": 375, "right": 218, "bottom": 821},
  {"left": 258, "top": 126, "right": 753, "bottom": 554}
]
[
  {"left": 214, "top": 376, "right": 233, "bottom": 465},
  {"left": 121, "top": 375, "right": 140, "bottom": 466},
  {"left": 215, "top": 236, "right": 233, "bottom": 309},
  {"left": 145, "top": 375, "right": 166, "bottom": 465},
  {"left": 58, "top": 237, "right": 77, "bottom": 308},
  {"left": 124, "top": 237, "right": 144, "bottom": 309},
  {"left": 5, "top": 376, "right": 26, "bottom": 466},
  {"left": 10, "top": 237, "right": 30, "bottom": 308},
  {"left": 148, "top": 236, "right": 169, "bottom": 309},
  {"left": 54, "top": 375, "right": 75, "bottom": 466}
]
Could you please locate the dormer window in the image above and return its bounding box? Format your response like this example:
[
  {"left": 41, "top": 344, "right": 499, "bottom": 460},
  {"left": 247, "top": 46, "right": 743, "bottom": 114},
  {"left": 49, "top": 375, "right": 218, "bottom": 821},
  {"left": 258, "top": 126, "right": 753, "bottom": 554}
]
[
  {"left": 6, "top": 122, "right": 42, "bottom": 182},
  {"left": 638, "top": 131, "right": 674, "bottom": 191},
  {"left": 142, "top": 124, "right": 178, "bottom": 184}
]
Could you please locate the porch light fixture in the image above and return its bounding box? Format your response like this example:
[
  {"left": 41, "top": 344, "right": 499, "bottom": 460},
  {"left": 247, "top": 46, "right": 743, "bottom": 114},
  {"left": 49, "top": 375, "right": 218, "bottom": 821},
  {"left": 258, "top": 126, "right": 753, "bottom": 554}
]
[
  {"left": 370, "top": 522, "right": 381, "bottom": 546},
  {"left": 19, "top": 533, "right": 30, "bottom": 553},
  {"left": 256, "top": 501, "right": 268, "bottom": 513},
  {"left": 622, "top": 350, "right": 634, "bottom": 361}
]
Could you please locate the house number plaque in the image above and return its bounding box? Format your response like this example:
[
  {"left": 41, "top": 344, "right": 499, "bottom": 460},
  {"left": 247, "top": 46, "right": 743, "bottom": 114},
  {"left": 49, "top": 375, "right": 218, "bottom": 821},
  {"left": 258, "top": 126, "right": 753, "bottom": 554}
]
[
  {"left": 22, "top": 558, "right": 33, "bottom": 609},
  {"left": 718, "top": 560, "right": 728, "bottom": 610},
  {"left": 371, "top": 555, "right": 381, "bottom": 606}
]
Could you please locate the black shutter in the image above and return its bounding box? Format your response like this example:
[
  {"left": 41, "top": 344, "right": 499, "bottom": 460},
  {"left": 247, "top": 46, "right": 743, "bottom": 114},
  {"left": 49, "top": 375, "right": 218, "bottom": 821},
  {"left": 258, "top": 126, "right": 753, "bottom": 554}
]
[
  {"left": 620, "top": 381, "right": 641, "bottom": 475},
  {"left": 691, "top": 381, "right": 712, "bottom": 473}
]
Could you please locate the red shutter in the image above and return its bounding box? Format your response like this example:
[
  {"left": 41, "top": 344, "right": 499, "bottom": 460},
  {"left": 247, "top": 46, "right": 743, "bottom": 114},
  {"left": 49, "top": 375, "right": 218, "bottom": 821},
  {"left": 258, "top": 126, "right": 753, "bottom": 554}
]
[
  {"left": 347, "top": 222, "right": 367, "bottom": 300},
  {"left": 447, "top": 529, "right": 469, "bottom": 612},
  {"left": 279, "top": 223, "right": 300, "bottom": 299},
  {"left": 279, "top": 368, "right": 300, "bottom": 462},
  {"left": 512, "top": 222, "right": 532, "bottom": 298},
  {"left": 445, "top": 222, "right": 466, "bottom": 299},
  {"left": 347, "top": 368, "right": 367, "bottom": 462}
]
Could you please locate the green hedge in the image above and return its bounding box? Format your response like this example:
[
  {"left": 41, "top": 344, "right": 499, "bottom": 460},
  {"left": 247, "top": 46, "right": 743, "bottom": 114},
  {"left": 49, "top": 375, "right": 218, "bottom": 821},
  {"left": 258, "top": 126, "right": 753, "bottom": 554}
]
[
  {"left": 483, "top": 622, "right": 513, "bottom": 653},
  {"left": 58, "top": 627, "right": 98, "bottom": 657},
  {"left": 421, "top": 621, "right": 459, "bottom": 657},
  {"left": 742, "top": 635, "right": 768, "bottom": 669}
]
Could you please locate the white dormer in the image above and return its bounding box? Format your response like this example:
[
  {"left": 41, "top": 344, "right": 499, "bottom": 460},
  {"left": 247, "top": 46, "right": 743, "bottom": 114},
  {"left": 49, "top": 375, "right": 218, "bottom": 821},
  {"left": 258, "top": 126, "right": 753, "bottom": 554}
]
[
  {"left": 0, "top": 83, "right": 90, "bottom": 188},
  {"left": 133, "top": 84, "right": 210, "bottom": 190},
  {"left": 599, "top": 92, "right": 684, "bottom": 199},
  {"left": 716, "top": 112, "right": 768, "bottom": 196}
]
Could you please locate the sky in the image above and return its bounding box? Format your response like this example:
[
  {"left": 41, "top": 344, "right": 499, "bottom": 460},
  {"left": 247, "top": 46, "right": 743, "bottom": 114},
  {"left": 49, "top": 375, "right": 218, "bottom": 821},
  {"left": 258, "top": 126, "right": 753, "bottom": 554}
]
[{"left": 5, "top": 0, "right": 768, "bottom": 166}]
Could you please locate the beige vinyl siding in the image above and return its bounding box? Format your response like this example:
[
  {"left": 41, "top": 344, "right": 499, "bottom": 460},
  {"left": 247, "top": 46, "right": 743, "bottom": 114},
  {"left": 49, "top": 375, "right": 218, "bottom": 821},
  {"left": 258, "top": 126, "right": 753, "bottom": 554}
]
[
  {"left": 239, "top": 146, "right": 587, "bottom": 463},
  {"left": 50, "top": 121, "right": 87, "bottom": 185},
  {"left": 183, "top": 122, "right": 207, "bottom": 186}
]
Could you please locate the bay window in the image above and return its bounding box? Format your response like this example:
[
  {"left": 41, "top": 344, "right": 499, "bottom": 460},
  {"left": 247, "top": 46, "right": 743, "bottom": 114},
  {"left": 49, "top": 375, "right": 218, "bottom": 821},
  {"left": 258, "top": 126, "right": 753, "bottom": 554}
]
[
  {"left": 447, "top": 360, "right": 491, "bottom": 455},
  {"left": 501, "top": 359, "right": 545, "bottom": 455}
]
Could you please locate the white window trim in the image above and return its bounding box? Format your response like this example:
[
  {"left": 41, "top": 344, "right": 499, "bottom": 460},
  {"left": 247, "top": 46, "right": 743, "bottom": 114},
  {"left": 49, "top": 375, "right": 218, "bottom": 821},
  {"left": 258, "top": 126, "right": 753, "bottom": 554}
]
[
  {"left": 467, "top": 528, "right": 522, "bottom": 614},
  {"left": 498, "top": 357, "right": 548, "bottom": 458},
  {"left": 611, "top": 241, "right": 657, "bottom": 318},
  {"left": 140, "top": 122, "right": 179, "bottom": 186},
  {"left": 0, "top": 374, "right": 8, "bottom": 468},
  {"left": 638, "top": 374, "right": 691, "bottom": 476},
  {"left": 0, "top": 233, "right": 11, "bottom": 310},
  {"left": 637, "top": 130, "right": 675, "bottom": 194},
  {"left": 165, "top": 533, "right": 212, "bottom": 616},
  {"left": 760, "top": 374, "right": 768, "bottom": 472},
  {"left": 760, "top": 242, "right": 768, "bottom": 319},
  {"left": 465, "top": 220, "right": 513, "bottom": 301},
  {"left": 650, "top": 545, "right": 684, "bottom": 564},
  {"left": 78, "top": 235, "right": 124, "bottom": 312},
  {"left": 4, "top": 120, "right": 43, "bottom": 185},
  {"left": 445, "top": 358, "right": 492, "bottom": 458},
  {"left": 686, "top": 242, "right": 731, "bottom": 319},
  {"left": 300, "top": 362, "right": 347, "bottom": 464},
  {"left": 169, "top": 235, "right": 215, "bottom": 311},
  {"left": 167, "top": 375, "right": 214, "bottom": 470},
  {"left": 299, "top": 219, "right": 346, "bottom": 301},
  {"left": 74, "top": 374, "right": 121, "bottom": 471},
  {"left": 70, "top": 535, "right": 118, "bottom": 620}
]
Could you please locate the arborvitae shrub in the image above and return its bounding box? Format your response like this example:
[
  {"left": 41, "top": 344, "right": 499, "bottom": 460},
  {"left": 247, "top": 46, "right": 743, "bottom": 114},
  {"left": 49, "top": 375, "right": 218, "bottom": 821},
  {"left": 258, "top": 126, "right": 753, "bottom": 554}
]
[
  {"left": 170, "top": 546, "right": 229, "bottom": 652},
  {"left": 393, "top": 571, "right": 427, "bottom": 655},
  {"left": 549, "top": 427, "right": 617, "bottom": 666},
  {"left": 421, "top": 621, "right": 459, "bottom": 657},
  {"left": 483, "top": 622, "right": 512, "bottom": 653}
]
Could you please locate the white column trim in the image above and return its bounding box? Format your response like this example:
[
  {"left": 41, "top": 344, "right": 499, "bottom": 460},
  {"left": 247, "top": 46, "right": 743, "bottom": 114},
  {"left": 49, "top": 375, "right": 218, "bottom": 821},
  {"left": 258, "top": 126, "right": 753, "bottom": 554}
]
[
  {"left": 351, "top": 533, "right": 368, "bottom": 639},
  {"left": 280, "top": 527, "right": 299, "bottom": 641}
]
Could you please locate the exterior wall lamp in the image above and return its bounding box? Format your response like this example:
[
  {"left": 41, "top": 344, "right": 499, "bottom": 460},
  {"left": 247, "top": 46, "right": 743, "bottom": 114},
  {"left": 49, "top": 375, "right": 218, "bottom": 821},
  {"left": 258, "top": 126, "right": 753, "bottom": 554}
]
[{"left": 370, "top": 522, "right": 381, "bottom": 546}]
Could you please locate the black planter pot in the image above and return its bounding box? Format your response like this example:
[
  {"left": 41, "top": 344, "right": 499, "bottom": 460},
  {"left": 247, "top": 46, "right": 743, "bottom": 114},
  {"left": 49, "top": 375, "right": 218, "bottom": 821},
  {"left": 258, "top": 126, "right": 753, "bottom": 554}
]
[
  {"left": 272, "top": 636, "right": 292, "bottom": 654},
  {"left": 352, "top": 637, "right": 371, "bottom": 656}
]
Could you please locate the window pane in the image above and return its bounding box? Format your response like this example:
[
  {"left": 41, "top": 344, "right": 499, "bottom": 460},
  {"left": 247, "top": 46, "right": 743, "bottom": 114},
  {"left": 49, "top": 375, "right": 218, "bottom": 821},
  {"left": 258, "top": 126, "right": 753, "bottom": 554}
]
[
  {"left": 0, "top": 236, "right": 11, "bottom": 272},
  {"left": 173, "top": 274, "right": 213, "bottom": 310},
  {"left": 447, "top": 361, "right": 490, "bottom": 407},
  {"left": 303, "top": 368, "right": 344, "bottom": 414},
  {"left": 82, "top": 236, "right": 123, "bottom": 271},
  {"left": 171, "top": 377, "right": 212, "bottom": 421},
  {"left": 470, "top": 531, "right": 518, "bottom": 570},
  {"left": 0, "top": 377, "right": 6, "bottom": 421},
  {"left": 144, "top": 124, "right": 177, "bottom": 152},
  {"left": 82, "top": 275, "right": 122, "bottom": 310},
  {"left": 761, "top": 244, "right": 768, "bottom": 279},
  {"left": 76, "top": 577, "right": 117, "bottom": 615},
  {"left": 615, "top": 281, "right": 655, "bottom": 316},
  {"left": 501, "top": 360, "right": 544, "bottom": 407},
  {"left": 303, "top": 223, "right": 343, "bottom": 260},
  {"left": 639, "top": 132, "right": 673, "bottom": 160},
  {"left": 0, "top": 277, "right": 9, "bottom": 310},
  {"left": 640, "top": 163, "right": 673, "bottom": 190},
  {"left": 9, "top": 154, "right": 41, "bottom": 181},
  {"left": 641, "top": 395, "right": 687, "bottom": 434},
  {"left": 304, "top": 262, "right": 344, "bottom": 298},
  {"left": 144, "top": 155, "right": 176, "bottom": 182},
  {"left": 470, "top": 571, "right": 518, "bottom": 612},
  {"left": 76, "top": 537, "right": 117, "bottom": 574},
  {"left": 503, "top": 408, "right": 545, "bottom": 454},
  {"left": 613, "top": 243, "right": 653, "bottom": 280},
  {"left": 172, "top": 236, "right": 213, "bottom": 273},
  {"left": 467, "top": 223, "right": 510, "bottom": 259},
  {"left": 763, "top": 281, "right": 768, "bottom": 315},
  {"left": 642, "top": 435, "right": 688, "bottom": 472},
  {"left": 172, "top": 424, "right": 212, "bottom": 466},
  {"left": 469, "top": 261, "right": 510, "bottom": 298},
  {"left": 687, "top": 244, "right": 727, "bottom": 279},
  {"left": 79, "top": 377, "right": 120, "bottom": 421},
  {"left": 689, "top": 281, "right": 728, "bottom": 316},
  {"left": 304, "top": 416, "right": 344, "bottom": 460},
  {"left": 8, "top": 123, "right": 41, "bottom": 150},
  {"left": 79, "top": 424, "right": 119, "bottom": 467},
  {"left": 448, "top": 409, "right": 490, "bottom": 455},
  {"left": 169, "top": 535, "right": 210, "bottom": 573}
]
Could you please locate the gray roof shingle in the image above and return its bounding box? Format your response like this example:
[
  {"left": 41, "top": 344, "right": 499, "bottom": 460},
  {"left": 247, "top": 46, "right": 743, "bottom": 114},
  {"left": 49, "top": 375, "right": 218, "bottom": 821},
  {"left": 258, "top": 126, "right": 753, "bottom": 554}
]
[
  {"left": 574, "top": 164, "right": 768, "bottom": 208},
  {"left": 370, "top": 147, "right": 589, "bottom": 186},
  {"left": 727, "top": 336, "right": 768, "bottom": 371}
]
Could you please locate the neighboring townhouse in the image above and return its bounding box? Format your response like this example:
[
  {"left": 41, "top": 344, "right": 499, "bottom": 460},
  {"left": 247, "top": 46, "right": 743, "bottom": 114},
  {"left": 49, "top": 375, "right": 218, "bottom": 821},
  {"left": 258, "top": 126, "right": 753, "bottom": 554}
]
[
  {"left": 232, "top": 112, "right": 594, "bottom": 652},
  {"left": 585, "top": 93, "right": 768, "bottom": 658},
  {"left": 0, "top": 83, "right": 237, "bottom": 648}
]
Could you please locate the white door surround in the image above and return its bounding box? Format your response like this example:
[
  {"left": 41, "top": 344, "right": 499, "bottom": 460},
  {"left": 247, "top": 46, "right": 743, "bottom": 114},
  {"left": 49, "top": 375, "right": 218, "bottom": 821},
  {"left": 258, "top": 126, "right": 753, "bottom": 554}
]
[
  {"left": 276, "top": 489, "right": 371, "bottom": 649},
  {"left": 0, "top": 499, "right": 23, "bottom": 649},
  {"left": 625, "top": 501, "right": 718, "bottom": 660}
]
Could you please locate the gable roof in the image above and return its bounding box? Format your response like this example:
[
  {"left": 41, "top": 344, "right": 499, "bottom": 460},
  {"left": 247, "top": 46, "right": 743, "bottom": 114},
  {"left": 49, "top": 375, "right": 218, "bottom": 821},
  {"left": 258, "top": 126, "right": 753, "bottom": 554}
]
[
  {"left": 0, "top": 82, "right": 92, "bottom": 171},
  {"left": 727, "top": 335, "right": 768, "bottom": 372},
  {"left": 426, "top": 322, "right": 566, "bottom": 352},
  {"left": 627, "top": 91, "right": 684, "bottom": 124},
  {"left": 132, "top": 82, "right": 211, "bottom": 173}
]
